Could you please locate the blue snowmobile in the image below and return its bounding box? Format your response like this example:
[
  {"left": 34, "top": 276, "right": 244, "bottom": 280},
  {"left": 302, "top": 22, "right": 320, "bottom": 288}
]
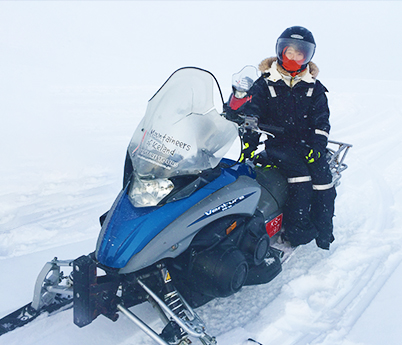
[{"left": 0, "top": 67, "right": 352, "bottom": 345}]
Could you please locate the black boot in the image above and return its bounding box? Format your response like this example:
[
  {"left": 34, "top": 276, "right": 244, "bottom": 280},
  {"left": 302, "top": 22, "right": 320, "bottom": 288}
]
[{"left": 311, "top": 187, "right": 336, "bottom": 250}]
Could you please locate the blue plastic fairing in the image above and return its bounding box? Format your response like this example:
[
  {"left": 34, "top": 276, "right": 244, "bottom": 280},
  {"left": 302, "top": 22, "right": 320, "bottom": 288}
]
[{"left": 96, "top": 168, "right": 241, "bottom": 268}]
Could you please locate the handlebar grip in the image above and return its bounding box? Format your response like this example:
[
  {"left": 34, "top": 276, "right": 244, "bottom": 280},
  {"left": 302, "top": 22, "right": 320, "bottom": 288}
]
[{"left": 258, "top": 124, "right": 285, "bottom": 134}]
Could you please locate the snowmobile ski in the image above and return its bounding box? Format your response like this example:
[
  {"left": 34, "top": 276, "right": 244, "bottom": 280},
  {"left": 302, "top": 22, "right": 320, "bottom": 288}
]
[
  {"left": 0, "top": 257, "right": 74, "bottom": 336},
  {"left": 0, "top": 296, "right": 72, "bottom": 336}
]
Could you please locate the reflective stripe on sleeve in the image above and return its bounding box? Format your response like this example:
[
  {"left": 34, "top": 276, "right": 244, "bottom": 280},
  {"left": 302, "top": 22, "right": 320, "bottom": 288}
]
[
  {"left": 315, "top": 129, "right": 329, "bottom": 137},
  {"left": 287, "top": 176, "right": 312, "bottom": 183},
  {"left": 313, "top": 181, "right": 335, "bottom": 190}
]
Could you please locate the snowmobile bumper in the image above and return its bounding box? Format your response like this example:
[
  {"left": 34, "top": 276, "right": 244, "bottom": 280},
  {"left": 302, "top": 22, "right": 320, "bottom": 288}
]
[{"left": 73, "top": 254, "right": 121, "bottom": 327}]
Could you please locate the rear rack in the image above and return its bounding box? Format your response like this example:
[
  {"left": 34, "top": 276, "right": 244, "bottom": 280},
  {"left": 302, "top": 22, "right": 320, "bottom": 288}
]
[{"left": 327, "top": 140, "right": 353, "bottom": 187}]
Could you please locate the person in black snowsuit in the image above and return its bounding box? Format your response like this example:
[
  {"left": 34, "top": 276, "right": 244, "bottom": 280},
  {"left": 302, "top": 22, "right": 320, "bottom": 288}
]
[{"left": 236, "top": 26, "right": 336, "bottom": 250}]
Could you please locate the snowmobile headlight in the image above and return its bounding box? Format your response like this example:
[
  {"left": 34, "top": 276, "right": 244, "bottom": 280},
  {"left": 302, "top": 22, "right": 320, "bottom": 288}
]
[{"left": 128, "top": 175, "right": 174, "bottom": 207}]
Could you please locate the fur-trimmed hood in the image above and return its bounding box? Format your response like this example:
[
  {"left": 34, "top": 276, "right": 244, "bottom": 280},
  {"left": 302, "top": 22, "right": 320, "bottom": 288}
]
[{"left": 258, "top": 57, "right": 319, "bottom": 79}]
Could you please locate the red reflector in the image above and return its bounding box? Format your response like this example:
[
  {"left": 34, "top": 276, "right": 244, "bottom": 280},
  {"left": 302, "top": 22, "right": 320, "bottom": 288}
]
[{"left": 265, "top": 214, "right": 283, "bottom": 237}]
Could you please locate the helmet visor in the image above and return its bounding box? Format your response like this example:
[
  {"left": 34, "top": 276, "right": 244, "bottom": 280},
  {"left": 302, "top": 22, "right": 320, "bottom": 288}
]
[{"left": 276, "top": 38, "right": 315, "bottom": 65}]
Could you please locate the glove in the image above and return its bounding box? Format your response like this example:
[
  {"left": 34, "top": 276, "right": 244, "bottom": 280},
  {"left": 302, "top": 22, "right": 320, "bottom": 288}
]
[
  {"left": 254, "top": 153, "right": 278, "bottom": 169},
  {"left": 305, "top": 130, "right": 328, "bottom": 164},
  {"left": 305, "top": 147, "right": 322, "bottom": 164},
  {"left": 239, "top": 130, "right": 260, "bottom": 162},
  {"left": 240, "top": 142, "right": 256, "bottom": 162}
]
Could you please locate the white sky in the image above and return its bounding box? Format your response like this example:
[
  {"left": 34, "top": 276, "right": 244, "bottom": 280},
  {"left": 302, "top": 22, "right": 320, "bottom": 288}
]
[{"left": 1, "top": 1, "right": 401, "bottom": 96}]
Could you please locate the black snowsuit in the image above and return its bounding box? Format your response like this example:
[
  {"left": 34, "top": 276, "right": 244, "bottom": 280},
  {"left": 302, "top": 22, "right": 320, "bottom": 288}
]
[{"left": 242, "top": 58, "right": 336, "bottom": 249}]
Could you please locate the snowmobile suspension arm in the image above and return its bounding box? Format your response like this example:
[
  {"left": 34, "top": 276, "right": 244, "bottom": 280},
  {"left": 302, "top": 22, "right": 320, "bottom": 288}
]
[
  {"left": 136, "top": 278, "right": 216, "bottom": 345},
  {"left": 137, "top": 278, "right": 205, "bottom": 338},
  {"left": 116, "top": 304, "right": 169, "bottom": 345}
]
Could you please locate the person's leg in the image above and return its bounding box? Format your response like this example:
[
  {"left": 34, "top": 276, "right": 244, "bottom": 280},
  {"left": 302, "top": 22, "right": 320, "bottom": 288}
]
[
  {"left": 265, "top": 144, "right": 317, "bottom": 246},
  {"left": 308, "top": 158, "right": 336, "bottom": 249}
]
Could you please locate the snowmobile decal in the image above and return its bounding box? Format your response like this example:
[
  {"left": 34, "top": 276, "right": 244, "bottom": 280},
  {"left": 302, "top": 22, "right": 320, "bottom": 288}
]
[
  {"left": 131, "top": 129, "right": 147, "bottom": 154},
  {"left": 162, "top": 267, "right": 172, "bottom": 283},
  {"left": 188, "top": 191, "right": 257, "bottom": 226},
  {"left": 265, "top": 213, "right": 283, "bottom": 237}
]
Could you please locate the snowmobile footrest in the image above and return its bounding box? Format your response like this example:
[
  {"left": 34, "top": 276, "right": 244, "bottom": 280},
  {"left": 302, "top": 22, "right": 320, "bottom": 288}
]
[{"left": 269, "top": 246, "right": 284, "bottom": 259}]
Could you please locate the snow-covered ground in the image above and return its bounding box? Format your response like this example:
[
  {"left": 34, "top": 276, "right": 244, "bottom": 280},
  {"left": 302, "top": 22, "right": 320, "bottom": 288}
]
[{"left": 1, "top": 1, "right": 402, "bottom": 345}]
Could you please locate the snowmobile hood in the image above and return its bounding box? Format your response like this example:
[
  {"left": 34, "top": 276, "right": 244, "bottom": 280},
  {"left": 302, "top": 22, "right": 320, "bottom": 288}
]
[{"left": 95, "top": 165, "right": 253, "bottom": 269}]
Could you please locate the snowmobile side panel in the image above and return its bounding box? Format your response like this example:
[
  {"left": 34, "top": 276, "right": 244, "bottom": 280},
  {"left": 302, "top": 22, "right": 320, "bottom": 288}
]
[
  {"left": 255, "top": 167, "right": 288, "bottom": 208},
  {"left": 256, "top": 187, "right": 280, "bottom": 222},
  {"left": 96, "top": 169, "right": 239, "bottom": 269},
  {"left": 119, "top": 175, "right": 261, "bottom": 274}
]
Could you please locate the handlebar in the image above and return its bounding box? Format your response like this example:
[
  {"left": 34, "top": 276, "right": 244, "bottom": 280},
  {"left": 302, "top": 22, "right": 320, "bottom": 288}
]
[{"left": 239, "top": 115, "right": 281, "bottom": 138}]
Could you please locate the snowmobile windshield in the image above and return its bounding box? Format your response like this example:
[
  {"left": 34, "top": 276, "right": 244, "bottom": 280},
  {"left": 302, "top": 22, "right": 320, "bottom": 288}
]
[{"left": 128, "top": 67, "right": 238, "bottom": 179}]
